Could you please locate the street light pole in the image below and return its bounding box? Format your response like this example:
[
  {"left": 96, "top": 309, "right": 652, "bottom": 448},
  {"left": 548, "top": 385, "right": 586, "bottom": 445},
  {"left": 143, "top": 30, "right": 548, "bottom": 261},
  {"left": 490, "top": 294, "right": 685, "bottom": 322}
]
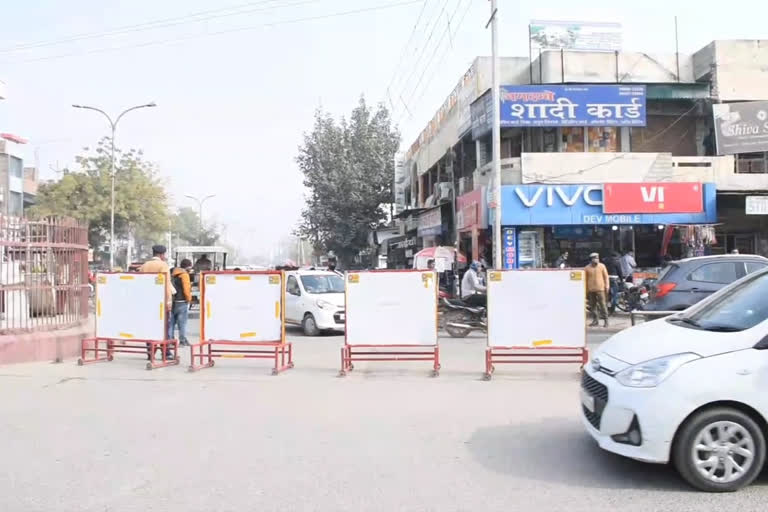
[
  {"left": 72, "top": 102, "right": 156, "bottom": 269},
  {"left": 489, "top": 0, "right": 502, "bottom": 270},
  {"left": 185, "top": 194, "right": 216, "bottom": 243}
]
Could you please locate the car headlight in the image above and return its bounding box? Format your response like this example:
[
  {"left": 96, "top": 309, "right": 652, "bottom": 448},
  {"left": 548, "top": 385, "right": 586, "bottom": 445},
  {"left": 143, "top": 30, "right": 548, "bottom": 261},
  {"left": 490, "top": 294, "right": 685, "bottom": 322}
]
[
  {"left": 615, "top": 352, "right": 700, "bottom": 388},
  {"left": 316, "top": 299, "right": 334, "bottom": 310}
]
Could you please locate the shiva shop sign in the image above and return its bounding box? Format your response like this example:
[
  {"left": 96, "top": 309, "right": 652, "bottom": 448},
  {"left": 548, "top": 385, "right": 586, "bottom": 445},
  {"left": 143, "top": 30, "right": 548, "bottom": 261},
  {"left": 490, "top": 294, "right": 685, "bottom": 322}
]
[{"left": 498, "top": 183, "right": 717, "bottom": 226}]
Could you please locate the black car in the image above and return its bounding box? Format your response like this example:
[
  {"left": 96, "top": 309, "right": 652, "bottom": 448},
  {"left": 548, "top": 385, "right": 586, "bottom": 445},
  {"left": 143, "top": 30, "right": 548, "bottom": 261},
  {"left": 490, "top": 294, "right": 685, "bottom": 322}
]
[{"left": 643, "top": 254, "right": 768, "bottom": 311}]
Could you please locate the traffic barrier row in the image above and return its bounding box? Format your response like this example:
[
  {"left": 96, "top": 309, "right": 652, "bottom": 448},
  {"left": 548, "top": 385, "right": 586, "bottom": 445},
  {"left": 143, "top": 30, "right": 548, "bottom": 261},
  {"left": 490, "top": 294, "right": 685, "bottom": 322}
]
[{"left": 79, "top": 269, "right": 587, "bottom": 378}]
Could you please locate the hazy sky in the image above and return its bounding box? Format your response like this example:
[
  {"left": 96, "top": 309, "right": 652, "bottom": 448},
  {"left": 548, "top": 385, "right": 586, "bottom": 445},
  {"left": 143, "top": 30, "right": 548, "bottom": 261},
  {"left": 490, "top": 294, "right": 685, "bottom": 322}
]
[{"left": 0, "top": 0, "right": 766, "bottom": 256}]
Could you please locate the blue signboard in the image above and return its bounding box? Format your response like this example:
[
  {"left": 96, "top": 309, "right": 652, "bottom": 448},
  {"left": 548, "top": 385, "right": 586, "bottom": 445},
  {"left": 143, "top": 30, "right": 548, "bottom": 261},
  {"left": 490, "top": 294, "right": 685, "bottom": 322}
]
[
  {"left": 502, "top": 228, "right": 516, "bottom": 269},
  {"left": 500, "top": 85, "right": 646, "bottom": 127},
  {"left": 498, "top": 183, "right": 716, "bottom": 226}
]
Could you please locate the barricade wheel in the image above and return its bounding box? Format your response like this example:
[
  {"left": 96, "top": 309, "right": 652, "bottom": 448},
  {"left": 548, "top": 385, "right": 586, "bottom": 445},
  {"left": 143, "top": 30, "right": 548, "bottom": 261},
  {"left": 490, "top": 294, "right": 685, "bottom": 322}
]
[
  {"left": 146, "top": 362, "right": 153, "bottom": 371},
  {"left": 431, "top": 370, "right": 439, "bottom": 378},
  {"left": 348, "top": 364, "right": 354, "bottom": 371},
  {"left": 288, "top": 362, "right": 295, "bottom": 369},
  {"left": 107, "top": 355, "right": 114, "bottom": 362},
  {"left": 482, "top": 373, "right": 492, "bottom": 381},
  {"left": 209, "top": 360, "right": 215, "bottom": 367},
  {"left": 338, "top": 370, "right": 347, "bottom": 377},
  {"left": 271, "top": 368, "right": 279, "bottom": 376}
]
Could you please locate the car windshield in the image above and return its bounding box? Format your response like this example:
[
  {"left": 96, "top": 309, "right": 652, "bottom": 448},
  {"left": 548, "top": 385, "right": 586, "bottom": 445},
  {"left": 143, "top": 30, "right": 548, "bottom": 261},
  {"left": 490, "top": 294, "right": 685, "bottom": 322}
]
[
  {"left": 674, "top": 270, "right": 768, "bottom": 332},
  {"left": 300, "top": 275, "right": 344, "bottom": 294}
]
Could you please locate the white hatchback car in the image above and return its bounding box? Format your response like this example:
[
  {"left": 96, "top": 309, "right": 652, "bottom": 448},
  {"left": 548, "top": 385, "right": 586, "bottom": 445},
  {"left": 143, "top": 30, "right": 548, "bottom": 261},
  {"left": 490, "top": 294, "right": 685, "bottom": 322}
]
[
  {"left": 285, "top": 270, "right": 345, "bottom": 336},
  {"left": 582, "top": 268, "right": 768, "bottom": 492}
]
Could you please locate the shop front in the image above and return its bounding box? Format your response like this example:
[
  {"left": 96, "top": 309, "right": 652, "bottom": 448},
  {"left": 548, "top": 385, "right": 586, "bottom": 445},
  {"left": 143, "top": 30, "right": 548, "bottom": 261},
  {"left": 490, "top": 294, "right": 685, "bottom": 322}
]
[
  {"left": 456, "top": 187, "right": 488, "bottom": 263},
  {"left": 497, "top": 182, "right": 718, "bottom": 268}
]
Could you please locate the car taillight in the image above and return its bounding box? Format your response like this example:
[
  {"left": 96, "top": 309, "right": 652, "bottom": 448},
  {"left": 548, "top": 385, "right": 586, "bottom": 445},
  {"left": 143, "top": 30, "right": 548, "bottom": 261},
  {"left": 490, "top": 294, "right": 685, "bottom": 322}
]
[{"left": 655, "top": 282, "right": 677, "bottom": 298}]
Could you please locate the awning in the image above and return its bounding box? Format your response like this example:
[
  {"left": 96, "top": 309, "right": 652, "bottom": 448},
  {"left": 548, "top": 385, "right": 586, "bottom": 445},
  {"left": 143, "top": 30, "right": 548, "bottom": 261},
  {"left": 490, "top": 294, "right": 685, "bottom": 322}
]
[{"left": 646, "top": 83, "right": 710, "bottom": 100}]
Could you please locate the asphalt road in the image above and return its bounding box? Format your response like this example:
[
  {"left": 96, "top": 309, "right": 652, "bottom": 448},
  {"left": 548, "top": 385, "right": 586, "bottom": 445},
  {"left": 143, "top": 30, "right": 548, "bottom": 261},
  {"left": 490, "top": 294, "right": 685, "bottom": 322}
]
[{"left": 1, "top": 328, "right": 766, "bottom": 511}]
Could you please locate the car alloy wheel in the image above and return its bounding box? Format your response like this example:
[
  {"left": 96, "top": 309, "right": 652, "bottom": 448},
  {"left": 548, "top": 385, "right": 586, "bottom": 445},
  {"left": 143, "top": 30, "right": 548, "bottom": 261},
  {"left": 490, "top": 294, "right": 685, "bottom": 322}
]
[{"left": 691, "top": 421, "right": 755, "bottom": 484}]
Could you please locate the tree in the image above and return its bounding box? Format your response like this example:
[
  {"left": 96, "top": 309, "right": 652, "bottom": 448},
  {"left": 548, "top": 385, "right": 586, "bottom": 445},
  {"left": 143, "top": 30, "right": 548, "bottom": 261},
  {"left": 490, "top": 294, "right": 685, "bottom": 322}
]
[
  {"left": 172, "top": 207, "right": 221, "bottom": 246},
  {"left": 30, "top": 138, "right": 170, "bottom": 260},
  {"left": 296, "top": 97, "right": 400, "bottom": 265}
]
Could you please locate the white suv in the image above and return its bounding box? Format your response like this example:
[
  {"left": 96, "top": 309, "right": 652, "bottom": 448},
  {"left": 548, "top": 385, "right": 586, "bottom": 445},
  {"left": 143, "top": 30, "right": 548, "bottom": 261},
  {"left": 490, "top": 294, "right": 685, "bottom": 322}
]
[
  {"left": 285, "top": 270, "right": 345, "bottom": 336},
  {"left": 582, "top": 267, "right": 768, "bottom": 492}
]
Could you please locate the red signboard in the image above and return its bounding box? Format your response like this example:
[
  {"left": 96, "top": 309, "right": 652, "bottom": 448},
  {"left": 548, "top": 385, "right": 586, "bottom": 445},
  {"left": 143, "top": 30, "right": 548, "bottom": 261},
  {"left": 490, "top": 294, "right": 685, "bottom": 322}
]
[{"left": 602, "top": 182, "right": 703, "bottom": 214}]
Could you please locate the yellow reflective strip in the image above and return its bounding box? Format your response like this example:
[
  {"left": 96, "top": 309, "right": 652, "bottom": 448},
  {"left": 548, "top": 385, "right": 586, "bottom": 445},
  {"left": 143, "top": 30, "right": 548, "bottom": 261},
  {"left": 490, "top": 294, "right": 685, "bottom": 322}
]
[
  {"left": 275, "top": 301, "right": 280, "bottom": 318},
  {"left": 119, "top": 333, "right": 134, "bottom": 339},
  {"left": 234, "top": 275, "right": 251, "bottom": 281},
  {"left": 221, "top": 354, "right": 245, "bottom": 359},
  {"left": 119, "top": 275, "right": 134, "bottom": 280},
  {"left": 206, "top": 301, "right": 211, "bottom": 319},
  {"left": 240, "top": 332, "right": 257, "bottom": 338},
  {"left": 96, "top": 299, "right": 101, "bottom": 317},
  {"left": 160, "top": 303, "right": 164, "bottom": 319},
  {"left": 532, "top": 339, "right": 553, "bottom": 347}
]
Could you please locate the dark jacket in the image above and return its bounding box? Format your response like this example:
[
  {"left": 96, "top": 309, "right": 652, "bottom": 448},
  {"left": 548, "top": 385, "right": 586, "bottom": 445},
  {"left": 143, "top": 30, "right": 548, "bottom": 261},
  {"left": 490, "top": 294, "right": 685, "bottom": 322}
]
[{"left": 604, "top": 255, "right": 624, "bottom": 279}]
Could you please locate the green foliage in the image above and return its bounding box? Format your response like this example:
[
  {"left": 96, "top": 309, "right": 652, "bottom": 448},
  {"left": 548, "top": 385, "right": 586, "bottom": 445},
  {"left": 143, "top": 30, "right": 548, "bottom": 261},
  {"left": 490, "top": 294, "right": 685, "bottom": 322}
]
[
  {"left": 296, "top": 97, "right": 399, "bottom": 265},
  {"left": 29, "top": 138, "right": 169, "bottom": 249},
  {"left": 172, "top": 206, "right": 220, "bottom": 246}
]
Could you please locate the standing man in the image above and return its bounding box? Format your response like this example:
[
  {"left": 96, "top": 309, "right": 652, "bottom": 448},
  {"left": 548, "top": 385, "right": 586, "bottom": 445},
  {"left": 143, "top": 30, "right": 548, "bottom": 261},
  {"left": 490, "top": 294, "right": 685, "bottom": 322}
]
[
  {"left": 140, "top": 245, "right": 175, "bottom": 359},
  {"left": 620, "top": 250, "right": 637, "bottom": 283},
  {"left": 327, "top": 256, "right": 342, "bottom": 277},
  {"left": 169, "top": 259, "right": 193, "bottom": 347},
  {"left": 585, "top": 252, "right": 610, "bottom": 328}
]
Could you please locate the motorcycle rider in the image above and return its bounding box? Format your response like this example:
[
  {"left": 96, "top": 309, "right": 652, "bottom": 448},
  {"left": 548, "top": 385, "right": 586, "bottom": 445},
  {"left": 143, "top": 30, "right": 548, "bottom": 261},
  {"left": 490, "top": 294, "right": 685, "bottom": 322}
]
[
  {"left": 461, "top": 261, "right": 487, "bottom": 308},
  {"left": 327, "top": 255, "right": 342, "bottom": 277}
]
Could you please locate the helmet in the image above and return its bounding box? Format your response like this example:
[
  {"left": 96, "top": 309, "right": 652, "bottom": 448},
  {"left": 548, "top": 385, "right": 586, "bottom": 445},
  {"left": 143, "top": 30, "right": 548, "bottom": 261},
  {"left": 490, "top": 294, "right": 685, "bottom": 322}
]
[{"left": 470, "top": 261, "right": 480, "bottom": 271}]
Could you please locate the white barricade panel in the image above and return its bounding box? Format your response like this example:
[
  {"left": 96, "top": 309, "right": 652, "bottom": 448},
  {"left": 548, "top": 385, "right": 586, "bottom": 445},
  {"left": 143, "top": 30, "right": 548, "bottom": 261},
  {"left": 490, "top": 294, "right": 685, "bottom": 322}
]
[
  {"left": 487, "top": 270, "right": 586, "bottom": 348},
  {"left": 345, "top": 271, "right": 437, "bottom": 346},
  {"left": 202, "top": 272, "right": 284, "bottom": 343},
  {"left": 96, "top": 273, "right": 166, "bottom": 340}
]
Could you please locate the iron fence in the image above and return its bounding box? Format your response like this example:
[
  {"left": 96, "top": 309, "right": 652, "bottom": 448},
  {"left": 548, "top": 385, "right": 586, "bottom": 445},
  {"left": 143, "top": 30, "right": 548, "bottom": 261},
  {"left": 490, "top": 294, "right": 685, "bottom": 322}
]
[{"left": 0, "top": 216, "right": 90, "bottom": 334}]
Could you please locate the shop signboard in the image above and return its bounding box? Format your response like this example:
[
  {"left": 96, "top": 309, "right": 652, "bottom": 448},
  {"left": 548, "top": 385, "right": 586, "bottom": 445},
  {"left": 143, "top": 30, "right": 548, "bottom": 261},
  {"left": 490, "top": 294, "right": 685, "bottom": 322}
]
[
  {"left": 603, "top": 182, "right": 703, "bottom": 214},
  {"left": 746, "top": 196, "right": 768, "bottom": 215},
  {"left": 529, "top": 20, "right": 622, "bottom": 52},
  {"left": 417, "top": 207, "right": 442, "bottom": 236},
  {"left": 456, "top": 187, "right": 487, "bottom": 231},
  {"left": 500, "top": 85, "right": 645, "bottom": 127},
  {"left": 713, "top": 101, "right": 768, "bottom": 155},
  {"left": 498, "top": 183, "right": 717, "bottom": 226},
  {"left": 502, "top": 228, "right": 516, "bottom": 269},
  {"left": 470, "top": 90, "right": 494, "bottom": 140}
]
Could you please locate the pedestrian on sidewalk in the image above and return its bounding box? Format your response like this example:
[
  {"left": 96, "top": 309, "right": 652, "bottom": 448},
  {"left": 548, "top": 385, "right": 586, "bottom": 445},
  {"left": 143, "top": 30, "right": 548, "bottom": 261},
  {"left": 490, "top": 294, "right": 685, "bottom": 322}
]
[
  {"left": 169, "top": 259, "right": 193, "bottom": 347},
  {"left": 585, "top": 252, "right": 610, "bottom": 328},
  {"left": 139, "top": 245, "right": 175, "bottom": 360}
]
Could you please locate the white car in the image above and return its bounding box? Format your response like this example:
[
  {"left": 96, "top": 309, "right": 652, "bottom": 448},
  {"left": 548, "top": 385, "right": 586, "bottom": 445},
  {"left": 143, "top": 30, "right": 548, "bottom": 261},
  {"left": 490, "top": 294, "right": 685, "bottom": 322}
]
[
  {"left": 285, "top": 270, "right": 345, "bottom": 336},
  {"left": 582, "top": 267, "right": 768, "bottom": 492}
]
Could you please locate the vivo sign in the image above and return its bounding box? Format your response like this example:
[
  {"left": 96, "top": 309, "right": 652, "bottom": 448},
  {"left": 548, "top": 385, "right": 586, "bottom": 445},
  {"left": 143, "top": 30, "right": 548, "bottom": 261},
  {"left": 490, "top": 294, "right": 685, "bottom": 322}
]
[
  {"left": 514, "top": 185, "right": 602, "bottom": 207},
  {"left": 499, "top": 184, "right": 716, "bottom": 226}
]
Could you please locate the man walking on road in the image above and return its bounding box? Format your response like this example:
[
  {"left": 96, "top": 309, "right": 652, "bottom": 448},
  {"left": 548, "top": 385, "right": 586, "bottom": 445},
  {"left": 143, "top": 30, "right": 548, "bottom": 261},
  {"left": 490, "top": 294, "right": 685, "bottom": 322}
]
[
  {"left": 139, "top": 245, "right": 175, "bottom": 359},
  {"left": 585, "top": 252, "right": 610, "bottom": 328},
  {"left": 169, "top": 259, "right": 192, "bottom": 347}
]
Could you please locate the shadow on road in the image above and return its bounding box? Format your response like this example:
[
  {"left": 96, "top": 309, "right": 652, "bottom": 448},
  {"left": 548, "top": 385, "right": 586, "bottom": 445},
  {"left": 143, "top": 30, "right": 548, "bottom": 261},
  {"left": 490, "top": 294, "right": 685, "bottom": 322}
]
[{"left": 466, "top": 418, "right": 689, "bottom": 491}]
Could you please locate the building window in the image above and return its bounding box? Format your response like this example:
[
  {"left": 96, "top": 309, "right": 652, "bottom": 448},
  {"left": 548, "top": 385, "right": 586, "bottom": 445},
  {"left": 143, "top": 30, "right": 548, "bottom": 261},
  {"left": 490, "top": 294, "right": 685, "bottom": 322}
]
[
  {"left": 9, "top": 191, "right": 23, "bottom": 216},
  {"left": 588, "top": 127, "right": 619, "bottom": 152},
  {"left": 561, "top": 127, "right": 585, "bottom": 152},
  {"left": 9, "top": 156, "right": 23, "bottom": 178}
]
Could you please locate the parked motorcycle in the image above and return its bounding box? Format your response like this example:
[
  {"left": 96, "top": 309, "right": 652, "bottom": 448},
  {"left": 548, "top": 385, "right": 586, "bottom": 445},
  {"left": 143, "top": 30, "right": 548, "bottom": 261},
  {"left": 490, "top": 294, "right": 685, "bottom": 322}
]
[
  {"left": 615, "top": 280, "right": 650, "bottom": 312},
  {"left": 443, "top": 297, "right": 487, "bottom": 338}
]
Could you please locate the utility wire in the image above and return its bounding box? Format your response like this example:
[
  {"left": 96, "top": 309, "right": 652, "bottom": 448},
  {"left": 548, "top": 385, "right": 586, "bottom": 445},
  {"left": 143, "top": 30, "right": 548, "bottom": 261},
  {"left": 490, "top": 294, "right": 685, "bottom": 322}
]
[
  {"left": 0, "top": 0, "right": 297, "bottom": 55},
  {"left": 6, "top": 0, "right": 423, "bottom": 65},
  {"left": 384, "top": 0, "right": 429, "bottom": 107}
]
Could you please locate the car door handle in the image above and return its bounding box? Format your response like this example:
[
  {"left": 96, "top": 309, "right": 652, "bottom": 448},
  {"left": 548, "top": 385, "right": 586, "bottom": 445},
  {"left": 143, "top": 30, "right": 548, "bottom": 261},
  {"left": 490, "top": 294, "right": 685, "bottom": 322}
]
[{"left": 690, "top": 287, "right": 700, "bottom": 292}]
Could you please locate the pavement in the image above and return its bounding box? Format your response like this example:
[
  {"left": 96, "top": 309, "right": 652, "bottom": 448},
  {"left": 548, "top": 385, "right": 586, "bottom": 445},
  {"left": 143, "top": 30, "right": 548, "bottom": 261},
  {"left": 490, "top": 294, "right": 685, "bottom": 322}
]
[{"left": 1, "top": 327, "right": 766, "bottom": 511}]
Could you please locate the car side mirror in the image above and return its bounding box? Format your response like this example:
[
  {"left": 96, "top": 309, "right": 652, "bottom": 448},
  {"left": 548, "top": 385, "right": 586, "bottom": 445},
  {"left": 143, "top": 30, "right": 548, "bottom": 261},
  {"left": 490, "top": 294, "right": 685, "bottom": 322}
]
[{"left": 754, "top": 334, "right": 768, "bottom": 350}]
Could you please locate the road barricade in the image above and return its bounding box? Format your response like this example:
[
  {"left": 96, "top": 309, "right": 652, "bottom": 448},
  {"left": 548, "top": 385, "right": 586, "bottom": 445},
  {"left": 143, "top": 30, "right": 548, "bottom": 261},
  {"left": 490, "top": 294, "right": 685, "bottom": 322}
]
[
  {"left": 188, "top": 271, "right": 293, "bottom": 375},
  {"left": 484, "top": 269, "right": 587, "bottom": 380},
  {"left": 340, "top": 270, "right": 439, "bottom": 377},
  {"left": 79, "top": 272, "right": 179, "bottom": 370}
]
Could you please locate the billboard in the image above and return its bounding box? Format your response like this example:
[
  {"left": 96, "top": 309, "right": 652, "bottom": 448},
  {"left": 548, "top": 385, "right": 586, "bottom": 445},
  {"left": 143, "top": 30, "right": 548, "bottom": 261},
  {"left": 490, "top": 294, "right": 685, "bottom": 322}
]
[
  {"left": 498, "top": 183, "right": 717, "bottom": 226},
  {"left": 602, "top": 183, "right": 703, "bottom": 214},
  {"left": 713, "top": 101, "right": 768, "bottom": 155},
  {"left": 500, "top": 85, "right": 645, "bottom": 127},
  {"left": 529, "top": 20, "right": 622, "bottom": 52}
]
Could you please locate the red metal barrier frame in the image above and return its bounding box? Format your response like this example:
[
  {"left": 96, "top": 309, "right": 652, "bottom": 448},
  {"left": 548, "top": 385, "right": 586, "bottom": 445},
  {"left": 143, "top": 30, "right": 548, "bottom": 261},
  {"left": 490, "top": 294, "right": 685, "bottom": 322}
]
[
  {"left": 483, "top": 346, "right": 588, "bottom": 380},
  {"left": 78, "top": 337, "right": 180, "bottom": 370},
  {"left": 341, "top": 270, "right": 440, "bottom": 377},
  {"left": 189, "top": 270, "right": 294, "bottom": 375},
  {"left": 188, "top": 341, "right": 293, "bottom": 375}
]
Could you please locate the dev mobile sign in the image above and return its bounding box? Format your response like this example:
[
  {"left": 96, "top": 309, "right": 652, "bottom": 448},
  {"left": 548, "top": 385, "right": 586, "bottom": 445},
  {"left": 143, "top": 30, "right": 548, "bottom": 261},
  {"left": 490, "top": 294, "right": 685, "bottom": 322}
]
[{"left": 500, "top": 85, "right": 646, "bottom": 127}]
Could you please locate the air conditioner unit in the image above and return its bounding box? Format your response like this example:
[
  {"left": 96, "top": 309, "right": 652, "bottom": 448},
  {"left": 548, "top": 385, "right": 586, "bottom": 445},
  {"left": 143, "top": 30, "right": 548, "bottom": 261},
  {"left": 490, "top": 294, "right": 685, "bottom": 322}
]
[
  {"left": 458, "top": 177, "right": 468, "bottom": 195},
  {"left": 436, "top": 182, "right": 453, "bottom": 203}
]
